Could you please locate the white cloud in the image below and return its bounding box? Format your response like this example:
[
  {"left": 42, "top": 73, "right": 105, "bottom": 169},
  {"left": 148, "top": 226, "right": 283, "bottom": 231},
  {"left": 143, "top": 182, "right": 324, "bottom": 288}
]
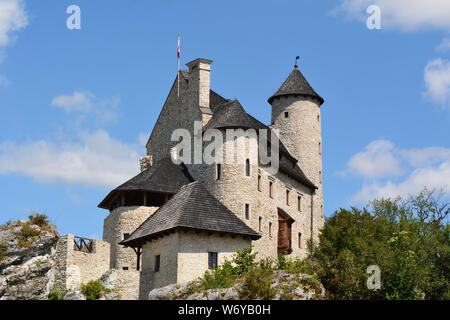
[
  {"left": 339, "top": 140, "right": 403, "bottom": 179},
  {"left": 51, "top": 91, "right": 120, "bottom": 124},
  {"left": 436, "top": 38, "right": 450, "bottom": 52},
  {"left": 342, "top": 140, "right": 450, "bottom": 203},
  {"left": 0, "top": 130, "right": 142, "bottom": 188},
  {"left": 424, "top": 58, "right": 450, "bottom": 108},
  {"left": 334, "top": 0, "right": 450, "bottom": 31},
  {"left": 0, "top": 0, "right": 28, "bottom": 47}
]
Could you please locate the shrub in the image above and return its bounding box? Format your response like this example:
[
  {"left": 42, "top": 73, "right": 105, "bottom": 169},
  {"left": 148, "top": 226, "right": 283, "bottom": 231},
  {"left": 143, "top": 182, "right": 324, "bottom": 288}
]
[
  {"left": 81, "top": 280, "right": 104, "bottom": 300},
  {"left": 17, "top": 222, "right": 41, "bottom": 248},
  {"left": 232, "top": 246, "right": 257, "bottom": 276},
  {"left": 29, "top": 212, "right": 49, "bottom": 227},
  {"left": 240, "top": 259, "right": 276, "bottom": 300},
  {"left": 200, "top": 260, "right": 237, "bottom": 290},
  {"left": 48, "top": 289, "right": 67, "bottom": 300}
]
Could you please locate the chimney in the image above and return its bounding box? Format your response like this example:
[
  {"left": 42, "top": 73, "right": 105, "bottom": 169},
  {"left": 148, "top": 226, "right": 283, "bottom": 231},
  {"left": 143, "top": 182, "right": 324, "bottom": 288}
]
[{"left": 185, "top": 58, "right": 212, "bottom": 109}]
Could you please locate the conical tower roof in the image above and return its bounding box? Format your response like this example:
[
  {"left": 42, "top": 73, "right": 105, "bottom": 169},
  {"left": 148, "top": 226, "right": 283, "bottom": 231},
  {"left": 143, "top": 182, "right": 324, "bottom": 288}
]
[{"left": 268, "top": 67, "right": 324, "bottom": 105}]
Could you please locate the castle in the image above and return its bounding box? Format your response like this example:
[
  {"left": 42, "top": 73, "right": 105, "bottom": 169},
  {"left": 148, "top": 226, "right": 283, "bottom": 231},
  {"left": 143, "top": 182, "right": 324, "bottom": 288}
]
[{"left": 54, "top": 57, "right": 325, "bottom": 299}]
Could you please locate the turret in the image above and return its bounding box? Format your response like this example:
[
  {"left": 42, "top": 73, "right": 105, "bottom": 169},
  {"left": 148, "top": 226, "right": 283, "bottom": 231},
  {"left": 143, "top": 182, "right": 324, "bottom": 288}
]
[{"left": 268, "top": 60, "right": 325, "bottom": 238}]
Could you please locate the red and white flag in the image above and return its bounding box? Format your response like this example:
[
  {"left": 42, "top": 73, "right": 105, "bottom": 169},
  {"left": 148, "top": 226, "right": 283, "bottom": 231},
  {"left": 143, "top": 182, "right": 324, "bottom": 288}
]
[{"left": 177, "top": 35, "right": 181, "bottom": 59}]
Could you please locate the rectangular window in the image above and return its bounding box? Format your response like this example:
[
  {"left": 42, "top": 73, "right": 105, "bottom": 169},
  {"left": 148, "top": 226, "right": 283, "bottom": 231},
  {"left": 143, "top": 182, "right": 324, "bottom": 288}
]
[
  {"left": 258, "top": 175, "right": 261, "bottom": 192},
  {"left": 298, "top": 233, "right": 302, "bottom": 248},
  {"left": 259, "top": 217, "right": 262, "bottom": 231},
  {"left": 319, "top": 142, "right": 322, "bottom": 155},
  {"left": 208, "top": 252, "right": 218, "bottom": 269},
  {"left": 298, "top": 195, "right": 302, "bottom": 211},
  {"left": 319, "top": 171, "right": 322, "bottom": 184},
  {"left": 154, "top": 255, "right": 160, "bottom": 272},
  {"left": 284, "top": 112, "right": 289, "bottom": 118},
  {"left": 122, "top": 267, "right": 129, "bottom": 271},
  {"left": 286, "top": 189, "right": 290, "bottom": 206},
  {"left": 245, "top": 204, "right": 250, "bottom": 220},
  {"left": 216, "top": 163, "right": 222, "bottom": 180},
  {"left": 123, "top": 233, "right": 130, "bottom": 240},
  {"left": 245, "top": 159, "right": 250, "bottom": 177},
  {"left": 269, "top": 222, "right": 272, "bottom": 238},
  {"left": 269, "top": 181, "right": 273, "bottom": 198}
]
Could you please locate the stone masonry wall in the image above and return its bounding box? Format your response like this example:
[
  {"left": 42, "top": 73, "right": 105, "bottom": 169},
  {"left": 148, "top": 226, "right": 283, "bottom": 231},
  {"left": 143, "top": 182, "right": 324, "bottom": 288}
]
[
  {"left": 188, "top": 134, "right": 315, "bottom": 261},
  {"left": 177, "top": 232, "right": 251, "bottom": 283},
  {"left": 271, "top": 96, "right": 324, "bottom": 243},
  {"left": 103, "top": 206, "right": 158, "bottom": 270},
  {"left": 54, "top": 234, "right": 110, "bottom": 291}
]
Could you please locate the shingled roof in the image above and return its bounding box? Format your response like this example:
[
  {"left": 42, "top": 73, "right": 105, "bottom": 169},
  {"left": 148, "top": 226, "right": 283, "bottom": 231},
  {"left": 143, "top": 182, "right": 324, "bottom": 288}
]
[
  {"left": 120, "top": 181, "right": 261, "bottom": 247},
  {"left": 98, "top": 157, "right": 194, "bottom": 209},
  {"left": 268, "top": 68, "right": 324, "bottom": 105},
  {"left": 203, "top": 99, "right": 316, "bottom": 190}
]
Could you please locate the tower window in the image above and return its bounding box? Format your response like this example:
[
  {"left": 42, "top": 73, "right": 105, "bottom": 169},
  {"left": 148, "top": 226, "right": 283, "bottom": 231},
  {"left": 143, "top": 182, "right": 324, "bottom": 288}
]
[
  {"left": 245, "top": 204, "right": 250, "bottom": 220},
  {"left": 286, "top": 189, "right": 290, "bottom": 206},
  {"left": 245, "top": 159, "right": 250, "bottom": 176},
  {"left": 154, "top": 255, "right": 160, "bottom": 272},
  {"left": 319, "top": 171, "right": 322, "bottom": 184},
  {"left": 258, "top": 175, "right": 262, "bottom": 191},
  {"left": 259, "top": 217, "right": 262, "bottom": 231},
  {"left": 208, "top": 252, "right": 218, "bottom": 269},
  {"left": 269, "top": 222, "right": 272, "bottom": 238},
  {"left": 317, "top": 115, "right": 320, "bottom": 122},
  {"left": 298, "top": 233, "right": 302, "bottom": 248},
  {"left": 298, "top": 195, "right": 302, "bottom": 212},
  {"left": 319, "top": 142, "right": 321, "bottom": 155},
  {"left": 216, "top": 163, "right": 222, "bottom": 180},
  {"left": 269, "top": 181, "right": 273, "bottom": 198},
  {"left": 284, "top": 112, "right": 289, "bottom": 118}
]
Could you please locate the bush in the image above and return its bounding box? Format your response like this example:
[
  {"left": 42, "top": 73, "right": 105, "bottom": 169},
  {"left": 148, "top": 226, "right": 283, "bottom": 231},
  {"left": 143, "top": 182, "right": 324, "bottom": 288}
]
[
  {"left": 200, "top": 260, "right": 237, "bottom": 290},
  {"left": 81, "top": 280, "right": 104, "bottom": 300},
  {"left": 240, "top": 259, "right": 276, "bottom": 300},
  {"left": 48, "top": 289, "right": 67, "bottom": 300},
  {"left": 17, "top": 222, "right": 41, "bottom": 248},
  {"left": 28, "top": 212, "right": 49, "bottom": 227}
]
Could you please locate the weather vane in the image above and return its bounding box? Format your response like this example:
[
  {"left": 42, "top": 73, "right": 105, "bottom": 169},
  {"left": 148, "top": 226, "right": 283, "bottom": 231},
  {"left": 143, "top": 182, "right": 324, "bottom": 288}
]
[{"left": 294, "top": 56, "right": 300, "bottom": 69}]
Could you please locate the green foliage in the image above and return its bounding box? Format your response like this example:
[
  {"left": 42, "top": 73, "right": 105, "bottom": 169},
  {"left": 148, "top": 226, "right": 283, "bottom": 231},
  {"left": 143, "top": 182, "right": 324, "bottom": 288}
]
[
  {"left": 232, "top": 246, "right": 257, "bottom": 276},
  {"left": 240, "top": 259, "right": 276, "bottom": 300},
  {"left": 200, "top": 260, "right": 237, "bottom": 290},
  {"left": 17, "top": 222, "right": 41, "bottom": 248},
  {"left": 313, "top": 188, "right": 449, "bottom": 300},
  {"left": 0, "top": 241, "right": 7, "bottom": 262},
  {"left": 28, "top": 212, "right": 49, "bottom": 227},
  {"left": 81, "top": 280, "right": 104, "bottom": 300},
  {"left": 48, "top": 289, "right": 67, "bottom": 300}
]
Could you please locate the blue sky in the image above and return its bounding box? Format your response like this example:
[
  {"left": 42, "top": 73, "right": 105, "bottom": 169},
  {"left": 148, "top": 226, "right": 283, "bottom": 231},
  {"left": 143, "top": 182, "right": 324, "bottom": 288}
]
[{"left": 0, "top": 0, "right": 449, "bottom": 238}]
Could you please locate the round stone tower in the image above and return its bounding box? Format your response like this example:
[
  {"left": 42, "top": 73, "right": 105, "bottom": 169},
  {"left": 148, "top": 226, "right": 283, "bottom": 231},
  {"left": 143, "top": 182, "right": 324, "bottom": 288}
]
[{"left": 268, "top": 61, "right": 325, "bottom": 240}]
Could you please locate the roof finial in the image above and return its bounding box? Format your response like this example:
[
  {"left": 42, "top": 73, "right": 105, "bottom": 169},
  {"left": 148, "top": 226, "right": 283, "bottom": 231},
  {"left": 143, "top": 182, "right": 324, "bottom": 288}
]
[{"left": 294, "top": 56, "right": 300, "bottom": 69}]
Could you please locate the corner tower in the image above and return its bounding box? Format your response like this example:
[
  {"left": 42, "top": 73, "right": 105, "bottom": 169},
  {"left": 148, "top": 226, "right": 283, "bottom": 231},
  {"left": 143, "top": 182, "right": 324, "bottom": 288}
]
[{"left": 268, "top": 60, "right": 325, "bottom": 239}]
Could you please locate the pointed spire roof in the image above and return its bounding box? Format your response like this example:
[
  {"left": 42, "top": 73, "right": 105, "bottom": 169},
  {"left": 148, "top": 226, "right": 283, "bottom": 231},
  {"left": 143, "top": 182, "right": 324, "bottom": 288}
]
[
  {"left": 268, "top": 67, "right": 324, "bottom": 105},
  {"left": 120, "top": 181, "right": 261, "bottom": 247}
]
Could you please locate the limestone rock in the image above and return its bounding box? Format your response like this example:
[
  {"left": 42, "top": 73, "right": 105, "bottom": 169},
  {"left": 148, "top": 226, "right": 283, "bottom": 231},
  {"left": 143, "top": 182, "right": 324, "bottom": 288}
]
[
  {"left": 100, "top": 269, "right": 117, "bottom": 291},
  {"left": 148, "top": 271, "right": 325, "bottom": 300},
  {"left": 0, "top": 220, "right": 59, "bottom": 300},
  {"left": 63, "top": 291, "right": 86, "bottom": 300}
]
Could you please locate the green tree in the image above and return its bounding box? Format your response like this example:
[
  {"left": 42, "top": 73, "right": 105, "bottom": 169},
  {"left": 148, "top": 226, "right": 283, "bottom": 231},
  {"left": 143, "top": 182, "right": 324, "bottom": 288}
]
[{"left": 313, "top": 188, "right": 449, "bottom": 300}]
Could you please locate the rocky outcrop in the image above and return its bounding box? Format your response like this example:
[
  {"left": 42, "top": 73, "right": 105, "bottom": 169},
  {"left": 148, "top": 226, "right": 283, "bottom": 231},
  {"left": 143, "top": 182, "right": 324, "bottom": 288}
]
[
  {"left": 148, "top": 271, "right": 325, "bottom": 300},
  {"left": 0, "top": 220, "right": 59, "bottom": 300}
]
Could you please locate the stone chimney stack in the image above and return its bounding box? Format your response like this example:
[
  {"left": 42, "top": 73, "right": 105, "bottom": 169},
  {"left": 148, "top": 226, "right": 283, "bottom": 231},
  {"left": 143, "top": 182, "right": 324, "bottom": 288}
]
[{"left": 186, "top": 58, "right": 212, "bottom": 109}]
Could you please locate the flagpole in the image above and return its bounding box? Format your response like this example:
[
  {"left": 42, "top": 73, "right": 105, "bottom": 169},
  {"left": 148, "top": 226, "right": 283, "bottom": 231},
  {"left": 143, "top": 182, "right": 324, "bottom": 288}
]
[{"left": 177, "top": 34, "right": 180, "bottom": 98}]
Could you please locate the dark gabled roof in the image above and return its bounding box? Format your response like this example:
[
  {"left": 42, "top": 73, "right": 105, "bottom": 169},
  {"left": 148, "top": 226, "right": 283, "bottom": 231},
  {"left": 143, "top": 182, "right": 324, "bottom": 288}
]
[
  {"left": 120, "top": 181, "right": 261, "bottom": 247},
  {"left": 98, "top": 157, "right": 194, "bottom": 209},
  {"left": 203, "top": 99, "right": 316, "bottom": 190},
  {"left": 268, "top": 68, "right": 324, "bottom": 105}
]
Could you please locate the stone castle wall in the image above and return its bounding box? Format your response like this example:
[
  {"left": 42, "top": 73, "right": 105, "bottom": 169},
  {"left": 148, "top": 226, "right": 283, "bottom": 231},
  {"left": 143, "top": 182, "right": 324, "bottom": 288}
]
[
  {"left": 103, "top": 206, "right": 158, "bottom": 270},
  {"left": 271, "top": 96, "right": 324, "bottom": 242},
  {"left": 188, "top": 133, "right": 315, "bottom": 261},
  {"left": 53, "top": 234, "right": 110, "bottom": 291}
]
